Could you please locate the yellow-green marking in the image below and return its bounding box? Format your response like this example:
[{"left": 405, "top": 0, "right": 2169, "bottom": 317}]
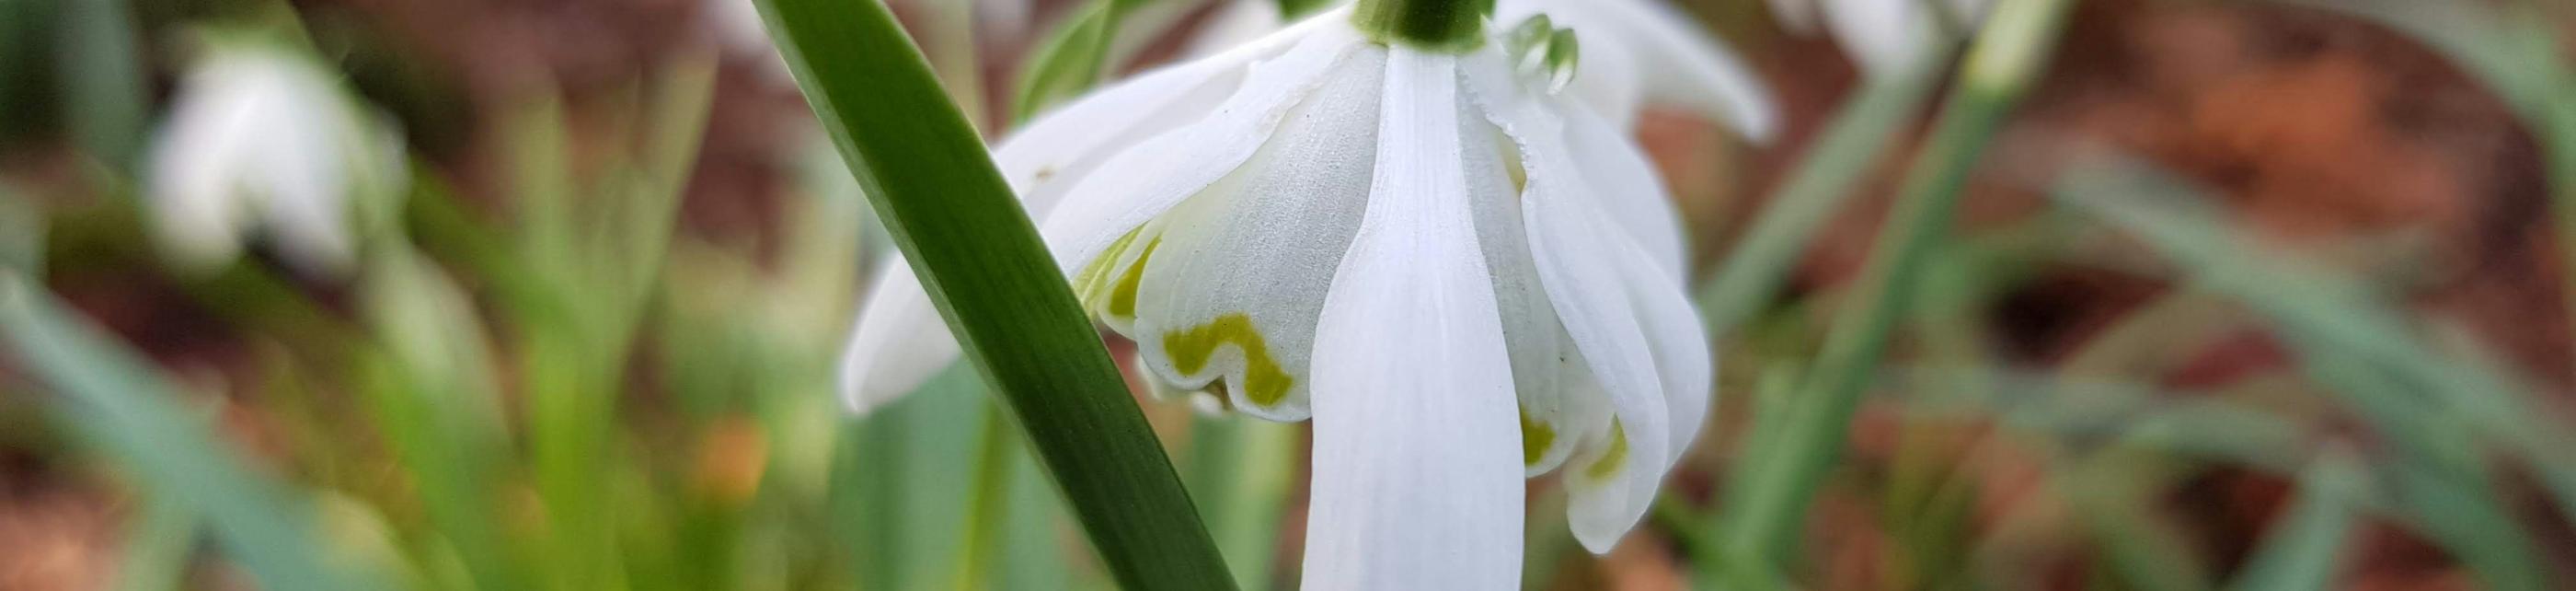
[{"left": 1162, "top": 313, "right": 1294, "bottom": 407}]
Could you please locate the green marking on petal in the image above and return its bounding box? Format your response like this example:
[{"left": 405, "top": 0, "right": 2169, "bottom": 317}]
[
  {"left": 1075, "top": 226, "right": 1146, "bottom": 307},
  {"left": 1161, "top": 313, "right": 1294, "bottom": 407},
  {"left": 1584, "top": 420, "right": 1627, "bottom": 481},
  {"left": 1107, "top": 237, "right": 1160, "bottom": 319},
  {"left": 1520, "top": 408, "right": 1556, "bottom": 467}
]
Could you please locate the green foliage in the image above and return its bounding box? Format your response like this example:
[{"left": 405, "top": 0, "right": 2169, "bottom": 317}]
[
  {"left": 1716, "top": 0, "right": 2079, "bottom": 567},
  {"left": 0, "top": 275, "right": 377, "bottom": 590},
  {"left": 753, "top": 0, "right": 1233, "bottom": 588}
]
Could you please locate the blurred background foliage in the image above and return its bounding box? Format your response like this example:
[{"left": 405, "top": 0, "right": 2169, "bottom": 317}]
[{"left": 1, "top": 0, "right": 2574, "bottom": 589}]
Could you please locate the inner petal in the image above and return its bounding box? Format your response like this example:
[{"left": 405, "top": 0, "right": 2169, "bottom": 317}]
[
  {"left": 1116, "top": 45, "right": 1392, "bottom": 422},
  {"left": 1458, "top": 89, "right": 1590, "bottom": 477}
]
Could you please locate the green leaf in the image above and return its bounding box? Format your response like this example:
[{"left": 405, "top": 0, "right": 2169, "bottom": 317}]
[
  {"left": 0, "top": 275, "right": 374, "bottom": 590},
  {"left": 2226, "top": 451, "right": 2366, "bottom": 591},
  {"left": 1013, "top": 1, "right": 1123, "bottom": 122},
  {"left": 1696, "top": 62, "right": 1942, "bottom": 331},
  {"left": 1716, "top": 0, "right": 2079, "bottom": 562},
  {"left": 57, "top": 0, "right": 147, "bottom": 167},
  {"left": 1186, "top": 415, "right": 1299, "bottom": 591},
  {"left": 753, "top": 0, "right": 1233, "bottom": 588},
  {"left": 111, "top": 498, "right": 198, "bottom": 591},
  {"left": 2054, "top": 159, "right": 2552, "bottom": 591}
]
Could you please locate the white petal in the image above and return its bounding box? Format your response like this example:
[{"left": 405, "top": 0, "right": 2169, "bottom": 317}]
[
  {"left": 1615, "top": 231, "right": 1714, "bottom": 458},
  {"left": 995, "top": 44, "right": 1259, "bottom": 214},
  {"left": 1302, "top": 49, "right": 1522, "bottom": 591},
  {"left": 1561, "top": 104, "right": 1687, "bottom": 278},
  {"left": 1560, "top": 29, "right": 1648, "bottom": 127},
  {"left": 257, "top": 55, "right": 373, "bottom": 275},
  {"left": 1526, "top": 189, "right": 1671, "bottom": 553},
  {"left": 1519, "top": 0, "right": 1778, "bottom": 140},
  {"left": 1464, "top": 52, "right": 1671, "bottom": 552},
  {"left": 1455, "top": 92, "right": 1585, "bottom": 475},
  {"left": 1822, "top": 0, "right": 1991, "bottom": 77},
  {"left": 1123, "top": 45, "right": 1387, "bottom": 422},
  {"left": 835, "top": 262, "right": 964, "bottom": 413},
  {"left": 1037, "top": 23, "right": 1365, "bottom": 282},
  {"left": 146, "top": 73, "right": 262, "bottom": 272},
  {"left": 831, "top": 16, "right": 1356, "bottom": 412},
  {"left": 1767, "top": 0, "right": 1822, "bottom": 33}
]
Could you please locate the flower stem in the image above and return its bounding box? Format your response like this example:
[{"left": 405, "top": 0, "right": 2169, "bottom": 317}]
[{"left": 1351, "top": 0, "right": 1491, "bottom": 52}]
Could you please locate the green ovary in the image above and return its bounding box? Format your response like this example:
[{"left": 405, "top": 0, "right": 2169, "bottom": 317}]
[
  {"left": 1521, "top": 409, "right": 1556, "bottom": 468},
  {"left": 1584, "top": 420, "right": 1627, "bottom": 481},
  {"left": 1161, "top": 313, "right": 1294, "bottom": 407}
]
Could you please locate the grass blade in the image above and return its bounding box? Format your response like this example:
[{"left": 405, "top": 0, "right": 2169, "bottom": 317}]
[
  {"left": 753, "top": 0, "right": 1232, "bottom": 587},
  {"left": 1696, "top": 63, "right": 1943, "bottom": 330},
  {"left": 0, "top": 275, "right": 373, "bottom": 590},
  {"left": 2055, "top": 159, "right": 2552, "bottom": 591},
  {"left": 2226, "top": 451, "right": 2366, "bottom": 591},
  {"left": 1717, "top": 0, "right": 2079, "bottom": 562},
  {"left": 56, "top": 0, "right": 146, "bottom": 167}
]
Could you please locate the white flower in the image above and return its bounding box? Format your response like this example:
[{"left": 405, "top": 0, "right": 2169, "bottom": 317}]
[
  {"left": 144, "top": 41, "right": 406, "bottom": 276},
  {"left": 1768, "top": 0, "right": 1991, "bottom": 76},
  {"left": 842, "top": 6, "right": 1762, "bottom": 584},
  {"left": 1188, "top": 0, "right": 1777, "bottom": 135}
]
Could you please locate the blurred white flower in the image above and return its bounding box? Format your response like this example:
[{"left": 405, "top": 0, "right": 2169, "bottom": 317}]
[
  {"left": 1189, "top": 0, "right": 1777, "bottom": 134},
  {"left": 1769, "top": 0, "right": 1991, "bottom": 76},
  {"left": 145, "top": 41, "right": 407, "bottom": 276},
  {"left": 841, "top": 6, "right": 1744, "bottom": 585}
]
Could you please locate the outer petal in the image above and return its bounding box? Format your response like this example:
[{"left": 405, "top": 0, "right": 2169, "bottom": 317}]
[
  {"left": 1614, "top": 228, "right": 1714, "bottom": 458},
  {"left": 996, "top": 23, "right": 1305, "bottom": 213},
  {"left": 1560, "top": 104, "right": 1687, "bottom": 278},
  {"left": 147, "top": 65, "right": 263, "bottom": 272},
  {"left": 835, "top": 262, "right": 965, "bottom": 413},
  {"left": 256, "top": 69, "right": 366, "bottom": 276},
  {"left": 1768, "top": 0, "right": 1822, "bottom": 33},
  {"left": 1464, "top": 54, "right": 1671, "bottom": 553},
  {"left": 1037, "top": 22, "right": 1365, "bottom": 282},
  {"left": 1123, "top": 45, "right": 1387, "bottom": 422},
  {"left": 1822, "top": 0, "right": 1927, "bottom": 78},
  {"left": 1511, "top": 0, "right": 1778, "bottom": 140},
  {"left": 1821, "top": 0, "right": 1987, "bottom": 77},
  {"left": 1302, "top": 49, "right": 1523, "bottom": 591}
]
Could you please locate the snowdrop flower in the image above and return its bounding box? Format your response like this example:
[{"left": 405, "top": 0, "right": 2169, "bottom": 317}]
[
  {"left": 145, "top": 40, "right": 407, "bottom": 276},
  {"left": 1189, "top": 0, "right": 1777, "bottom": 134},
  {"left": 844, "top": 1, "right": 1754, "bottom": 585},
  {"left": 1768, "top": 0, "right": 1991, "bottom": 76}
]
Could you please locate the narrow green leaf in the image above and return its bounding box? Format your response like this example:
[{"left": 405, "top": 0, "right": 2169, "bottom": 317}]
[
  {"left": 2054, "top": 160, "right": 2552, "bottom": 591},
  {"left": 1717, "top": 0, "right": 2079, "bottom": 562},
  {"left": 57, "top": 0, "right": 146, "bottom": 167},
  {"left": 952, "top": 403, "right": 1019, "bottom": 590},
  {"left": 111, "top": 498, "right": 198, "bottom": 591},
  {"left": 754, "top": 2, "right": 1232, "bottom": 587},
  {"left": 2065, "top": 456, "right": 2212, "bottom": 591},
  {"left": 1696, "top": 61, "right": 1942, "bottom": 330},
  {"left": 1187, "top": 415, "right": 1298, "bottom": 591},
  {"left": 0, "top": 275, "right": 372, "bottom": 590},
  {"left": 0, "top": 183, "right": 40, "bottom": 275},
  {"left": 2226, "top": 451, "right": 2366, "bottom": 591},
  {"left": 1013, "top": 1, "right": 1123, "bottom": 122}
]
